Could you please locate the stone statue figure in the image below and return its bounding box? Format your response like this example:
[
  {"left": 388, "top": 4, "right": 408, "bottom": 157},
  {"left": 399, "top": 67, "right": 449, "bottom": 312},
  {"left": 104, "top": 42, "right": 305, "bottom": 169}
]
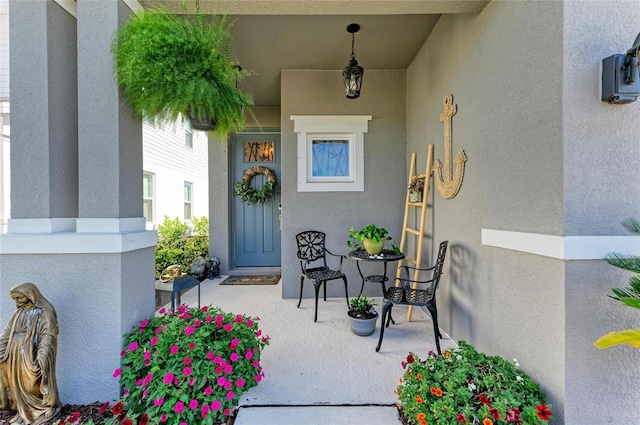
[{"left": 0, "top": 283, "right": 61, "bottom": 425}]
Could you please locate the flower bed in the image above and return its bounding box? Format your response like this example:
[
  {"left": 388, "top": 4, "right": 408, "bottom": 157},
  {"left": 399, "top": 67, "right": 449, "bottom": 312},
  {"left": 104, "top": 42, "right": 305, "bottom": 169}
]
[
  {"left": 396, "top": 341, "right": 551, "bottom": 425},
  {"left": 101, "top": 305, "right": 270, "bottom": 425}
]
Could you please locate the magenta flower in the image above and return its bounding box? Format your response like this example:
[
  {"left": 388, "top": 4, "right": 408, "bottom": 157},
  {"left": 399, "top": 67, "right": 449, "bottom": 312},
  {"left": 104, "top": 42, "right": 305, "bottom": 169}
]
[
  {"left": 184, "top": 357, "right": 192, "bottom": 365},
  {"left": 159, "top": 307, "right": 166, "bottom": 314},
  {"left": 174, "top": 401, "right": 184, "bottom": 413},
  {"left": 215, "top": 366, "right": 224, "bottom": 374},
  {"left": 160, "top": 414, "right": 167, "bottom": 422},
  {"left": 201, "top": 306, "right": 208, "bottom": 312},
  {"left": 144, "top": 351, "right": 151, "bottom": 360},
  {"left": 204, "top": 387, "right": 213, "bottom": 396},
  {"left": 211, "top": 400, "right": 221, "bottom": 411},
  {"left": 140, "top": 319, "right": 149, "bottom": 328},
  {"left": 253, "top": 360, "right": 260, "bottom": 368},
  {"left": 226, "top": 391, "right": 235, "bottom": 400},
  {"left": 206, "top": 351, "right": 214, "bottom": 360},
  {"left": 113, "top": 368, "right": 121, "bottom": 378},
  {"left": 224, "top": 408, "right": 231, "bottom": 416},
  {"left": 183, "top": 366, "right": 192, "bottom": 377},
  {"left": 224, "top": 323, "right": 233, "bottom": 332},
  {"left": 246, "top": 319, "right": 253, "bottom": 327},
  {"left": 150, "top": 336, "right": 158, "bottom": 346},
  {"left": 170, "top": 345, "right": 179, "bottom": 355},
  {"left": 128, "top": 342, "right": 138, "bottom": 351},
  {"left": 154, "top": 398, "right": 164, "bottom": 407},
  {"left": 155, "top": 326, "right": 164, "bottom": 335},
  {"left": 256, "top": 330, "right": 262, "bottom": 337},
  {"left": 194, "top": 319, "right": 202, "bottom": 327},
  {"left": 189, "top": 399, "right": 198, "bottom": 410},
  {"left": 144, "top": 373, "right": 153, "bottom": 385},
  {"left": 185, "top": 326, "right": 195, "bottom": 336},
  {"left": 255, "top": 374, "right": 262, "bottom": 382},
  {"left": 224, "top": 364, "right": 233, "bottom": 374},
  {"left": 201, "top": 404, "right": 210, "bottom": 419},
  {"left": 163, "top": 372, "right": 174, "bottom": 384},
  {"left": 230, "top": 338, "right": 239, "bottom": 348},
  {"left": 188, "top": 377, "right": 196, "bottom": 386},
  {"left": 237, "top": 378, "right": 245, "bottom": 388},
  {"left": 213, "top": 356, "right": 223, "bottom": 364},
  {"left": 230, "top": 353, "right": 239, "bottom": 362},
  {"left": 217, "top": 376, "right": 227, "bottom": 386},
  {"left": 245, "top": 350, "right": 253, "bottom": 360},
  {"left": 205, "top": 315, "right": 213, "bottom": 322},
  {"left": 224, "top": 381, "right": 232, "bottom": 390},
  {"left": 188, "top": 342, "right": 196, "bottom": 350}
]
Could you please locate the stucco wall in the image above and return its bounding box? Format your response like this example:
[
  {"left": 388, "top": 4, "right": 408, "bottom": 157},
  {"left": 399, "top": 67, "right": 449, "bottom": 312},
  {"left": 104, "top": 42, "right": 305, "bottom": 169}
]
[
  {"left": 407, "top": 0, "right": 567, "bottom": 422},
  {"left": 280, "top": 70, "right": 407, "bottom": 300},
  {"left": 562, "top": 1, "right": 640, "bottom": 423}
]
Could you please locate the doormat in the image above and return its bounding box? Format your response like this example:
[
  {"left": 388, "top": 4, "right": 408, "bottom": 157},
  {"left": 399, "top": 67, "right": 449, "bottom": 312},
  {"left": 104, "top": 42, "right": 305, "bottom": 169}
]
[{"left": 220, "top": 275, "right": 280, "bottom": 285}]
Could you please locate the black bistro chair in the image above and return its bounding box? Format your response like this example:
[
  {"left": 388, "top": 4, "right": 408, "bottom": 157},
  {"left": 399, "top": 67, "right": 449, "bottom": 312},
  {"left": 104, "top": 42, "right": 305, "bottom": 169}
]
[
  {"left": 376, "top": 240, "right": 448, "bottom": 354},
  {"left": 296, "top": 230, "right": 349, "bottom": 322}
]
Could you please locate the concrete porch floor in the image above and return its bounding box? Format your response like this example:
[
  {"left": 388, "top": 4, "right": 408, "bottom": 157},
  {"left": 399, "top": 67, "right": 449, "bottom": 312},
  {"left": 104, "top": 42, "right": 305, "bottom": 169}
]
[{"left": 166, "top": 276, "right": 457, "bottom": 425}]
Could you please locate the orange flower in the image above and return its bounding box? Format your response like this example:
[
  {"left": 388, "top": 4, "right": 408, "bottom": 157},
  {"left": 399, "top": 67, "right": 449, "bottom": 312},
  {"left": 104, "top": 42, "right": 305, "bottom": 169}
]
[
  {"left": 417, "top": 413, "right": 426, "bottom": 420},
  {"left": 417, "top": 373, "right": 423, "bottom": 380},
  {"left": 444, "top": 351, "right": 451, "bottom": 358},
  {"left": 399, "top": 377, "right": 403, "bottom": 384},
  {"left": 483, "top": 418, "right": 493, "bottom": 425},
  {"left": 407, "top": 370, "right": 412, "bottom": 376},
  {"left": 434, "top": 388, "right": 443, "bottom": 397},
  {"left": 416, "top": 395, "right": 424, "bottom": 404}
]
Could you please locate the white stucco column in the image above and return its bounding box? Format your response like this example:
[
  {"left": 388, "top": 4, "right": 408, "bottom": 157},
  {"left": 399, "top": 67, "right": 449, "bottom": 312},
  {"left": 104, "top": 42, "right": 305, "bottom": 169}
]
[{"left": 1, "top": 0, "right": 156, "bottom": 405}]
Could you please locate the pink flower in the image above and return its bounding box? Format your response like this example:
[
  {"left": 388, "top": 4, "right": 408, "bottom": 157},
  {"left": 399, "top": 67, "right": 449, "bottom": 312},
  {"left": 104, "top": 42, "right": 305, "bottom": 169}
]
[
  {"left": 159, "top": 307, "right": 166, "bottom": 314},
  {"left": 205, "top": 315, "right": 213, "bottom": 323},
  {"left": 183, "top": 367, "right": 192, "bottom": 377},
  {"left": 113, "top": 368, "right": 121, "bottom": 378},
  {"left": 189, "top": 399, "right": 198, "bottom": 410},
  {"left": 206, "top": 352, "right": 214, "bottom": 360},
  {"left": 226, "top": 391, "right": 235, "bottom": 400},
  {"left": 184, "top": 357, "right": 192, "bottom": 365},
  {"left": 144, "top": 351, "right": 151, "bottom": 360},
  {"left": 128, "top": 342, "right": 138, "bottom": 351},
  {"left": 160, "top": 414, "right": 167, "bottom": 422},
  {"left": 230, "top": 353, "right": 239, "bottom": 362},
  {"left": 213, "top": 356, "right": 223, "bottom": 364},
  {"left": 224, "top": 323, "right": 233, "bottom": 332},
  {"left": 144, "top": 373, "right": 153, "bottom": 385},
  {"left": 255, "top": 374, "right": 262, "bottom": 382},
  {"left": 215, "top": 366, "right": 224, "bottom": 374},
  {"left": 253, "top": 360, "right": 260, "bottom": 368},
  {"left": 211, "top": 400, "right": 221, "bottom": 411},
  {"left": 201, "top": 306, "right": 208, "bottom": 312},
  {"left": 224, "top": 364, "right": 233, "bottom": 374},
  {"left": 170, "top": 345, "right": 179, "bottom": 355},
  {"left": 174, "top": 401, "right": 184, "bottom": 413},
  {"left": 194, "top": 320, "right": 202, "bottom": 327},
  {"left": 245, "top": 350, "right": 253, "bottom": 360},
  {"left": 256, "top": 330, "right": 262, "bottom": 337},
  {"left": 224, "top": 381, "right": 232, "bottom": 390},
  {"left": 237, "top": 378, "right": 245, "bottom": 388},
  {"left": 155, "top": 326, "right": 164, "bottom": 334},
  {"left": 204, "top": 386, "right": 213, "bottom": 396},
  {"left": 150, "top": 336, "right": 158, "bottom": 346},
  {"left": 217, "top": 376, "right": 227, "bottom": 386},
  {"left": 185, "top": 326, "right": 195, "bottom": 336},
  {"left": 246, "top": 319, "right": 253, "bottom": 327},
  {"left": 201, "top": 404, "right": 210, "bottom": 419},
  {"left": 140, "top": 319, "right": 149, "bottom": 328},
  {"left": 235, "top": 315, "right": 243, "bottom": 323},
  {"left": 154, "top": 398, "right": 164, "bottom": 407},
  {"left": 163, "top": 372, "right": 174, "bottom": 384},
  {"left": 224, "top": 408, "right": 231, "bottom": 416},
  {"left": 230, "top": 338, "right": 239, "bottom": 349},
  {"left": 188, "top": 342, "right": 196, "bottom": 350},
  {"left": 188, "top": 377, "right": 196, "bottom": 386}
]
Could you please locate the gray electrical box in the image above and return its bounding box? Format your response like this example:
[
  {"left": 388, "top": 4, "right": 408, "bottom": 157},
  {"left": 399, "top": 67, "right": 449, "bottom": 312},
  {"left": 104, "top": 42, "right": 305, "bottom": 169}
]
[{"left": 602, "top": 54, "right": 640, "bottom": 104}]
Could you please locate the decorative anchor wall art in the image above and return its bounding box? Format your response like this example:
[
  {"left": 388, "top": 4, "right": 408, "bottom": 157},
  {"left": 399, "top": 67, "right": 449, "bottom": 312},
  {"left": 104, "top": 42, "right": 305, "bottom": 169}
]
[{"left": 433, "top": 94, "right": 467, "bottom": 199}]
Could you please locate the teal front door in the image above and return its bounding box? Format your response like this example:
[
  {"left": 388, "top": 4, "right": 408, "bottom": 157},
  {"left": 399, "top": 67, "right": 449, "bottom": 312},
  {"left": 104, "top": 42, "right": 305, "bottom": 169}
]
[{"left": 232, "top": 133, "right": 281, "bottom": 267}]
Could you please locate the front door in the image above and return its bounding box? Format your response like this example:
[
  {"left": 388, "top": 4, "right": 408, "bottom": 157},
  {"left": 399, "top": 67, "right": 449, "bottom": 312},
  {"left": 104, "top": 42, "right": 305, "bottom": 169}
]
[{"left": 232, "top": 133, "right": 281, "bottom": 267}]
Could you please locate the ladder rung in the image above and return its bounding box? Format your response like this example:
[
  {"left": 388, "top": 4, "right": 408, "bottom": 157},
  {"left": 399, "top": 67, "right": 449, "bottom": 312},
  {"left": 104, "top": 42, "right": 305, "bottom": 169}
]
[
  {"left": 404, "top": 228, "right": 420, "bottom": 236},
  {"left": 403, "top": 256, "right": 417, "bottom": 265}
]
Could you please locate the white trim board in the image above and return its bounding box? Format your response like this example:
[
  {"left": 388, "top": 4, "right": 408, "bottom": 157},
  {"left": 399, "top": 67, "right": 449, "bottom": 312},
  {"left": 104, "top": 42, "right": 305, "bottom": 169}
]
[{"left": 481, "top": 229, "right": 640, "bottom": 260}]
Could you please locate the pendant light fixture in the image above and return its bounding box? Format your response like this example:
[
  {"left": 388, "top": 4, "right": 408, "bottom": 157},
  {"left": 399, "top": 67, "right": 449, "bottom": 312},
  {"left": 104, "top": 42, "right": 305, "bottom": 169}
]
[{"left": 342, "top": 23, "right": 364, "bottom": 99}]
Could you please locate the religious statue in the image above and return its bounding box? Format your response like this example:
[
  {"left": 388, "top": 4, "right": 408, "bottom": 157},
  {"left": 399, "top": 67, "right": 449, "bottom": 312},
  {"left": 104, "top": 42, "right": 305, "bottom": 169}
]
[{"left": 0, "top": 283, "right": 61, "bottom": 425}]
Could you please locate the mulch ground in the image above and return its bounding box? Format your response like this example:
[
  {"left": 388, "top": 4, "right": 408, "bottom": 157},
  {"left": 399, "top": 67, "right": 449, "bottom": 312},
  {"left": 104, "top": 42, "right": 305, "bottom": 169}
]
[{"left": 0, "top": 403, "right": 236, "bottom": 425}]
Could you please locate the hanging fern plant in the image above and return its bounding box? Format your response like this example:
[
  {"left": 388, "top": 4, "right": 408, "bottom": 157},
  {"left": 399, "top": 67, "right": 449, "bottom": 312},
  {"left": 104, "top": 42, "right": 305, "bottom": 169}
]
[{"left": 112, "top": 5, "right": 253, "bottom": 135}]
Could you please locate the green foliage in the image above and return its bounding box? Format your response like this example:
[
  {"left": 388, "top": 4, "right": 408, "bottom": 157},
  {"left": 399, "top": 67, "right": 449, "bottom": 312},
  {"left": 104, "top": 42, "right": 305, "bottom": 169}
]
[
  {"left": 348, "top": 296, "right": 376, "bottom": 317},
  {"left": 347, "top": 224, "right": 389, "bottom": 249},
  {"left": 112, "top": 7, "right": 253, "bottom": 136},
  {"left": 594, "top": 218, "right": 640, "bottom": 349},
  {"left": 155, "top": 216, "right": 209, "bottom": 279},
  {"left": 106, "top": 305, "right": 270, "bottom": 425},
  {"left": 233, "top": 179, "right": 279, "bottom": 205},
  {"left": 397, "top": 342, "right": 552, "bottom": 425}
]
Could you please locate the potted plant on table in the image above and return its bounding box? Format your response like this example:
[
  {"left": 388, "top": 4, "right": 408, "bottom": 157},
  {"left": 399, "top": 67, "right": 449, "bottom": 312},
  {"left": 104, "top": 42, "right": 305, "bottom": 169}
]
[
  {"left": 396, "top": 342, "right": 552, "bottom": 425},
  {"left": 348, "top": 224, "right": 390, "bottom": 255},
  {"left": 111, "top": 4, "right": 253, "bottom": 135},
  {"left": 348, "top": 296, "right": 379, "bottom": 336}
]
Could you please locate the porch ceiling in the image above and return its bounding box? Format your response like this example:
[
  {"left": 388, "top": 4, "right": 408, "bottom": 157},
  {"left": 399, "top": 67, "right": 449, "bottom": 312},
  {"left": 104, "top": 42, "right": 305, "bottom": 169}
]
[{"left": 136, "top": 0, "right": 490, "bottom": 107}]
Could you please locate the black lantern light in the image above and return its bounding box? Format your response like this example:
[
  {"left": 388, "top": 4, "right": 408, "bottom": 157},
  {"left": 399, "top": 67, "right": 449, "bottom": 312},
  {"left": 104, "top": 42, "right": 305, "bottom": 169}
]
[{"left": 342, "top": 23, "right": 364, "bottom": 99}]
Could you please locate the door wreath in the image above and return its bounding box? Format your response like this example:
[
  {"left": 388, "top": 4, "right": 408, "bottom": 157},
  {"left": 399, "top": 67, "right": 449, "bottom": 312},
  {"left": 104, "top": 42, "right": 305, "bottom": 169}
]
[{"left": 234, "top": 166, "right": 279, "bottom": 205}]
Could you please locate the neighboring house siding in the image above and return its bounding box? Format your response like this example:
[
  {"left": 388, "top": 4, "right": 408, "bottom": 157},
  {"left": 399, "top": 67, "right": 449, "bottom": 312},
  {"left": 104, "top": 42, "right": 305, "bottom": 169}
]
[
  {"left": 0, "top": 0, "right": 8, "bottom": 100},
  {"left": 142, "top": 120, "right": 209, "bottom": 229}
]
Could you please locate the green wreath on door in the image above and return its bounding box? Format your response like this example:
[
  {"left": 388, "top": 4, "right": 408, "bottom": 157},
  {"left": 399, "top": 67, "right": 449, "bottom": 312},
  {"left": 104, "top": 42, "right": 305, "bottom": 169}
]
[{"left": 234, "top": 166, "right": 279, "bottom": 205}]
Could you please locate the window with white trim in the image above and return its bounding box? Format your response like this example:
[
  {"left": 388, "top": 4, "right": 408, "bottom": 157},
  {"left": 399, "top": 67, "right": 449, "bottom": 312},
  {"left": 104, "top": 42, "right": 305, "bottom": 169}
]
[
  {"left": 184, "top": 182, "right": 193, "bottom": 220},
  {"left": 143, "top": 172, "right": 155, "bottom": 224},
  {"left": 185, "top": 120, "right": 193, "bottom": 148}
]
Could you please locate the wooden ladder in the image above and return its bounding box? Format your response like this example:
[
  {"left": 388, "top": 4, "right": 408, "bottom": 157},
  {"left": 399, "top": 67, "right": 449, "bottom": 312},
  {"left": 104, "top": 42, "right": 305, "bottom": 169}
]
[{"left": 395, "top": 144, "right": 434, "bottom": 321}]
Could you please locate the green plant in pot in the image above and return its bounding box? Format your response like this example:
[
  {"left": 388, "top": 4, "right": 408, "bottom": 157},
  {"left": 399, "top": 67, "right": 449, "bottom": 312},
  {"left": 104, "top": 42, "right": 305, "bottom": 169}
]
[
  {"left": 347, "top": 296, "right": 378, "bottom": 336},
  {"left": 112, "top": 4, "right": 253, "bottom": 135},
  {"left": 348, "top": 224, "right": 389, "bottom": 255}
]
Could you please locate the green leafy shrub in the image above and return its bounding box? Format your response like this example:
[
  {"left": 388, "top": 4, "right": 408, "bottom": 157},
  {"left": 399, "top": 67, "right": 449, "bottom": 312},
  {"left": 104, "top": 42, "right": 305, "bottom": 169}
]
[
  {"left": 396, "top": 341, "right": 552, "bottom": 425},
  {"left": 155, "top": 216, "right": 209, "bottom": 279},
  {"left": 106, "top": 304, "right": 269, "bottom": 425}
]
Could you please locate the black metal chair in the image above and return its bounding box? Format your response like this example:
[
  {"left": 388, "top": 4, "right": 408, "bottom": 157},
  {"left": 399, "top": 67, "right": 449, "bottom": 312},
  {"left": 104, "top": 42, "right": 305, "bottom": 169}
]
[
  {"left": 376, "top": 240, "right": 448, "bottom": 354},
  {"left": 296, "top": 230, "right": 349, "bottom": 322}
]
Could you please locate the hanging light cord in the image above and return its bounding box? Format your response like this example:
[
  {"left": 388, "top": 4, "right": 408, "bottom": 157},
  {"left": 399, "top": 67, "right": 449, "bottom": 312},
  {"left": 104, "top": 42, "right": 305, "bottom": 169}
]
[{"left": 351, "top": 33, "right": 356, "bottom": 60}]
